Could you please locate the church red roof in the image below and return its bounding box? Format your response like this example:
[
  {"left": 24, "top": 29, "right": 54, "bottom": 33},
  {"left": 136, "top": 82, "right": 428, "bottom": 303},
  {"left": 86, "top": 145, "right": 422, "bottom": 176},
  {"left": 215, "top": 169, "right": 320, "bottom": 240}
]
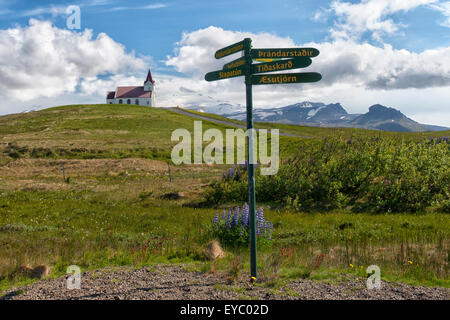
[
  {"left": 114, "top": 86, "right": 151, "bottom": 99},
  {"left": 107, "top": 91, "right": 115, "bottom": 99}
]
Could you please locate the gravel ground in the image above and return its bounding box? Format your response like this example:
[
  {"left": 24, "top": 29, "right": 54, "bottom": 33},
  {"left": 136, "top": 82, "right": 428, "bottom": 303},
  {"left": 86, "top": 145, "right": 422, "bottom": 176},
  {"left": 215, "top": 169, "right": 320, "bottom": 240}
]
[{"left": 1, "top": 265, "right": 448, "bottom": 300}]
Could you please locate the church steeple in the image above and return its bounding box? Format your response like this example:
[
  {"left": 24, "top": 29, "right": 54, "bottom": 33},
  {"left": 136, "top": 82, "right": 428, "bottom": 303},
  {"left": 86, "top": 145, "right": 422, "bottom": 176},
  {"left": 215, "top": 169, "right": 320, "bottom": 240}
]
[
  {"left": 145, "top": 69, "right": 154, "bottom": 84},
  {"left": 144, "top": 68, "right": 155, "bottom": 92}
]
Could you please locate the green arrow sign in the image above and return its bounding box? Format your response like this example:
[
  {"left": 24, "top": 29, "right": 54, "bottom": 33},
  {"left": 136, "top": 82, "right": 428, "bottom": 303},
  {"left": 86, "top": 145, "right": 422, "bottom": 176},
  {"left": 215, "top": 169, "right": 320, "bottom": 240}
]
[
  {"left": 205, "top": 65, "right": 246, "bottom": 82},
  {"left": 251, "top": 57, "right": 312, "bottom": 74},
  {"left": 252, "top": 72, "right": 322, "bottom": 85},
  {"left": 223, "top": 56, "right": 246, "bottom": 70},
  {"left": 215, "top": 40, "right": 246, "bottom": 59},
  {"left": 251, "top": 48, "right": 320, "bottom": 59}
]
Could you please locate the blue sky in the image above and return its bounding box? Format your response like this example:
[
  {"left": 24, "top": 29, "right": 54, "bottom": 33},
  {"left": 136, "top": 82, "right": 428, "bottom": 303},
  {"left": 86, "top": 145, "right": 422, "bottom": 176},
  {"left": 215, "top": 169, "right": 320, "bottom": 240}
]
[{"left": 0, "top": 0, "right": 449, "bottom": 125}]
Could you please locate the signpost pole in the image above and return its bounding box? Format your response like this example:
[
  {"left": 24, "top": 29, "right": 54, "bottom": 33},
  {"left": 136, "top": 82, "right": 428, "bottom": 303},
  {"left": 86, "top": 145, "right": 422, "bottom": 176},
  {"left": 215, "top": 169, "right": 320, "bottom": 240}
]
[
  {"left": 206, "top": 39, "right": 321, "bottom": 282},
  {"left": 244, "top": 38, "right": 257, "bottom": 280}
]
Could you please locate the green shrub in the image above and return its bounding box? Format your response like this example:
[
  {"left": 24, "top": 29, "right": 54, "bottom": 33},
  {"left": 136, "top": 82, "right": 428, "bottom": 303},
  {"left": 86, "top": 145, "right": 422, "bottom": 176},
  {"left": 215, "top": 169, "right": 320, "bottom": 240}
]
[{"left": 205, "top": 136, "right": 449, "bottom": 213}]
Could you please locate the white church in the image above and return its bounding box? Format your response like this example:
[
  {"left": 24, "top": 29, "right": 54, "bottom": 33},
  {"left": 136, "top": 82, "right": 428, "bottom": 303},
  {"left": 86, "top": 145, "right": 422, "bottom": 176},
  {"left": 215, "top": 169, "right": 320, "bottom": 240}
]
[{"left": 106, "top": 69, "right": 155, "bottom": 106}]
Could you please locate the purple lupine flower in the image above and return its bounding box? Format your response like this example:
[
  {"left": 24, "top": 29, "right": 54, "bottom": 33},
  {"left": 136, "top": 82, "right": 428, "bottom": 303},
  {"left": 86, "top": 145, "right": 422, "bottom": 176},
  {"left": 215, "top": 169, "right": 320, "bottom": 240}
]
[
  {"left": 266, "top": 222, "right": 273, "bottom": 240},
  {"left": 257, "top": 207, "right": 264, "bottom": 225},
  {"left": 223, "top": 171, "right": 226, "bottom": 179},
  {"left": 213, "top": 211, "right": 219, "bottom": 227},
  {"left": 222, "top": 210, "right": 226, "bottom": 221},
  {"left": 256, "top": 207, "right": 265, "bottom": 235},
  {"left": 241, "top": 203, "right": 249, "bottom": 228},
  {"left": 232, "top": 207, "right": 239, "bottom": 227},
  {"left": 226, "top": 209, "right": 232, "bottom": 229}
]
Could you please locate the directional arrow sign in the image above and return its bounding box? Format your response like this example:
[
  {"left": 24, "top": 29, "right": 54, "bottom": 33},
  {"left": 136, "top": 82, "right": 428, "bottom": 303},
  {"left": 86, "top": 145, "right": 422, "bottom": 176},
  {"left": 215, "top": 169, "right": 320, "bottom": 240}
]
[
  {"left": 251, "top": 72, "right": 322, "bottom": 85},
  {"left": 223, "top": 56, "right": 246, "bottom": 70},
  {"left": 251, "top": 48, "right": 320, "bottom": 59},
  {"left": 215, "top": 40, "right": 246, "bottom": 59},
  {"left": 205, "top": 65, "right": 246, "bottom": 82},
  {"left": 251, "top": 57, "right": 312, "bottom": 74}
]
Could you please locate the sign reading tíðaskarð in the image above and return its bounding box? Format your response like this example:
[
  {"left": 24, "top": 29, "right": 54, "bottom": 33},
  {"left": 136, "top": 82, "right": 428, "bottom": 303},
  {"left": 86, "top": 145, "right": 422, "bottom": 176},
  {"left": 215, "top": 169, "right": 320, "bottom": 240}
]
[{"left": 251, "top": 57, "right": 312, "bottom": 74}]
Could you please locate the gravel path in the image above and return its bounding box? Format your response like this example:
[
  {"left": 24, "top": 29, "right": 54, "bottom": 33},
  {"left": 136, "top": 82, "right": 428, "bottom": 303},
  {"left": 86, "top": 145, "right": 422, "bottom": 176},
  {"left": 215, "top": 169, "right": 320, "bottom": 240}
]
[{"left": 1, "top": 265, "right": 448, "bottom": 300}]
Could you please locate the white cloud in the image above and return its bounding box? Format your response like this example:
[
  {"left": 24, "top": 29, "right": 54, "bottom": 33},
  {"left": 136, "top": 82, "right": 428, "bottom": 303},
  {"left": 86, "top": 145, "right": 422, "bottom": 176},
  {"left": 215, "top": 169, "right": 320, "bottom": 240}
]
[
  {"left": 0, "top": 19, "right": 146, "bottom": 101},
  {"left": 328, "top": 0, "right": 438, "bottom": 41},
  {"left": 165, "top": 26, "right": 450, "bottom": 91},
  {"left": 166, "top": 26, "right": 295, "bottom": 76},
  {"left": 107, "top": 4, "right": 167, "bottom": 12},
  {"left": 429, "top": 1, "right": 450, "bottom": 27},
  {"left": 19, "top": 5, "right": 68, "bottom": 18},
  {"left": 0, "top": 17, "right": 449, "bottom": 127},
  {"left": 162, "top": 26, "right": 450, "bottom": 126}
]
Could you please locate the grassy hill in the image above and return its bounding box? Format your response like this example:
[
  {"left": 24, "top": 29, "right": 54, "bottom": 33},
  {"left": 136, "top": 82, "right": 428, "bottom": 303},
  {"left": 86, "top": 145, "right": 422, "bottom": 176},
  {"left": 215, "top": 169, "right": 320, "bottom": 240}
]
[
  {"left": 0, "top": 104, "right": 448, "bottom": 292},
  {"left": 0, "top": 104, "right": 235, "bottom": 162},
  {"left": 1, "top": 104, "right": 448, "bottom": 164}
]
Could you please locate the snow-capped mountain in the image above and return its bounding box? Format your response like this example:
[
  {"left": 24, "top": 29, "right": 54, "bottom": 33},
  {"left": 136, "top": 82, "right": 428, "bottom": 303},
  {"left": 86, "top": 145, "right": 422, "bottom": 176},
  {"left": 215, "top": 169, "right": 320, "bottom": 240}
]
[
  {"left": 226, "top": 102, "right": 357, "bottom": 124},
  {"left": 189, "top": 101, "right": 448, "bottom": 132}
]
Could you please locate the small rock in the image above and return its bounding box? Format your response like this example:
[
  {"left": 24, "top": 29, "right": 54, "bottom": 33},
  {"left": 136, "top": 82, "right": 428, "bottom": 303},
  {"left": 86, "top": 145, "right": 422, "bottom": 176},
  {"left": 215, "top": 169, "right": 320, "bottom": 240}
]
[
  {"left": 204, "top": 240, "right": 225, "bottom": 261},
  {"left": 18, "top": 265, "right": 50, "bottom": 279}
]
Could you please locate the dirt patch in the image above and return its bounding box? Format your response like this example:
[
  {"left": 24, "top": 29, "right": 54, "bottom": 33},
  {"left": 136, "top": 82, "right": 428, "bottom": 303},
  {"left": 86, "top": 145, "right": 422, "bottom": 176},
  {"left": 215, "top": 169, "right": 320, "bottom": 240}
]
[
  {"left": 1, "top": 265, "right": 448, "bottom": 300},
  {"left": 0, "top": 158, "right": 169, "bottom": 177}
]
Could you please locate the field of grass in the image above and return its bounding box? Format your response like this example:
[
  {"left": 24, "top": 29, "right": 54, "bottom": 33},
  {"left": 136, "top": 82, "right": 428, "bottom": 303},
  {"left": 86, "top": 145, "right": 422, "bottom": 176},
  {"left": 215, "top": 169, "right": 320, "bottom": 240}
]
[
  {"left": 180, "top": 107, "right": 450, "bottom": 139},
  {"left": 0, "top": 187, "right": 448, "bottom": 289},
  {"left": 0, "top": 104, "right": 448, "bottom": 292}
]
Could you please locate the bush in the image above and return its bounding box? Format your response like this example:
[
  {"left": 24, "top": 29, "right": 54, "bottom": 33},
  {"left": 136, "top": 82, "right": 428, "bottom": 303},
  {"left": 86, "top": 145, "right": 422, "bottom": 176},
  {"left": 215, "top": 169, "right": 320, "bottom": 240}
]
[{"left": 205, "top": 136, "right": 449, "bottom": 213}]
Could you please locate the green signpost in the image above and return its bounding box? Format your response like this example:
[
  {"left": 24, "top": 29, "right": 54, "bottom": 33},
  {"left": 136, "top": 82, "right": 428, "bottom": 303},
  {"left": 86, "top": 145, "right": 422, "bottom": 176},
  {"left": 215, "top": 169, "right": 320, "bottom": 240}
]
[
  {"left": 251, "top": 47, "right": 320, "bottom": 59},
  {"left": 252, "top": 72, "right": 322, "bottom": 85},
  {"left": 251, "top": 57, "right": 312, "bottom": 74},
  {"left": 223, "top": 56, "right": 246, "bottom": 70},
  {"left": 215, "top": 40, "right": 246, "bottom": 59},
  {"left": 205, "top": 65, "right": 247, "bottom": 81},
  {"left": 205, "top": 38, "right": 322, "bottom": 281}
]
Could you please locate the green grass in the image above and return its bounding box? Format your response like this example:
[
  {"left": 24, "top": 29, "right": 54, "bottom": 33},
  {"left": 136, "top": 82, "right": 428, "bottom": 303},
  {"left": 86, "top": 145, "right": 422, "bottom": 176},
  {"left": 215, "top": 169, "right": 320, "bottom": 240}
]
[
  {"left": 0, "top": 189, "right": 448, "bottom": 290},
  {"left": 2, "top": 104, "right": 446, "bottom": 162},
  {"left": 0, "top": 104, "right": 252, "bottom": 161},
  {"left": 0, "top": 104, "right": 448, "bottom": 292}
]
